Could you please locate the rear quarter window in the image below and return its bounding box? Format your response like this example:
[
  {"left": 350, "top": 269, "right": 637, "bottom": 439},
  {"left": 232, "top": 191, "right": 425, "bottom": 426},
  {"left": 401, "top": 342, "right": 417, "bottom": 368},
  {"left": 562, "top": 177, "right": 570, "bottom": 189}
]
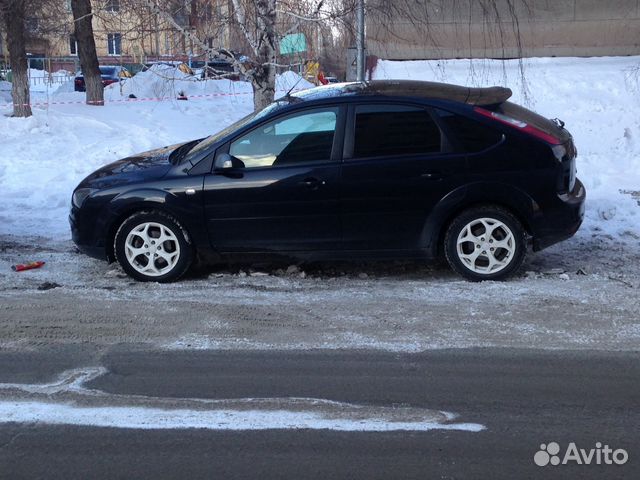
[{"left": 437, "top": 110, "right": 503, "bottom": 152}]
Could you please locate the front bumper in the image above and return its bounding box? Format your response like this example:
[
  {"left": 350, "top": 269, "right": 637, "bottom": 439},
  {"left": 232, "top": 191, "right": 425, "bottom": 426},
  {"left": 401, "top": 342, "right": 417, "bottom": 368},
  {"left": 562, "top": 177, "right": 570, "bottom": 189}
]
[
  {"left": 69, "top": 206, "right": 108, "bottom": 261},
  {"left": 532, "top": 178, "right": 586, "bottom": 251}
]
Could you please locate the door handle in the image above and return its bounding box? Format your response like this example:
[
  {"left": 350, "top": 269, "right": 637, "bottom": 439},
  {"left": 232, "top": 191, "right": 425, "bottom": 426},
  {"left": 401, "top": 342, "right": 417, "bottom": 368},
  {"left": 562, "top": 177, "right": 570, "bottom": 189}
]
[{"left": 299, "top": 177, "right": 326, "bottom": 189}]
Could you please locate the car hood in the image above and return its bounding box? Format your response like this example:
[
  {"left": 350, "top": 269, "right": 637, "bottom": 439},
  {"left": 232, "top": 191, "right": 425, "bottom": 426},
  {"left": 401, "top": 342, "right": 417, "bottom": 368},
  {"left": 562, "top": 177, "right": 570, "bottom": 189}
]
[{"left": 78, "top": 142, "right": 186, "bottom": 190}]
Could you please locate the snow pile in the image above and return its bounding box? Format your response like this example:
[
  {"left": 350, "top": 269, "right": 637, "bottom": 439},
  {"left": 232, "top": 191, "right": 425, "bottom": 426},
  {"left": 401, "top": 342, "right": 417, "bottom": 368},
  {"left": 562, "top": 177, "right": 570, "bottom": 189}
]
[
  {"left": 276, "top": 70, "right": 315, "bottom": 91},
  {"left": 103, "top": 64, "right": 251, "bottom": 101},
  {"left": 102, "top": 66, "right": 313, "bottom": 101},
  {"left": 374, "top": 57, "right": 640, "bottom": 246}
]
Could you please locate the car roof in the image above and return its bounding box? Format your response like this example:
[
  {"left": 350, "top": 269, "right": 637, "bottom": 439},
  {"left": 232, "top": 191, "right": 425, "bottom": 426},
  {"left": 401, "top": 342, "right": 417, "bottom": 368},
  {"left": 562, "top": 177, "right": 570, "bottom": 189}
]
[{"left": 292, "top": 80, "right": 512, "bottom": 106}]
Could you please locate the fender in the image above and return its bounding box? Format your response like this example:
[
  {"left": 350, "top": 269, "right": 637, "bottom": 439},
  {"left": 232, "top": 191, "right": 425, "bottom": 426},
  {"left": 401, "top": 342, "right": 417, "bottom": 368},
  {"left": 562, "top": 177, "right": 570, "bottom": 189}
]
[
  {"left": 97, "top": 186, "right": 212, "bottom": 260},
  {"left": 422, "top": 182, "right": 541, "bottom": 257}
]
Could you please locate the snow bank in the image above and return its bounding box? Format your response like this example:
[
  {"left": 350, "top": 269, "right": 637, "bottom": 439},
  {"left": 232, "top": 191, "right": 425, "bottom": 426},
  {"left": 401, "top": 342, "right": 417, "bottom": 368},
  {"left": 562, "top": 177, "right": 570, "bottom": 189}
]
[
  {"left": 0, "top": 70, "right": 311, "bottom": 239},
  {"left": 373, "top": 57, "right": 640, "bottom": 246},
  {"left": 101, "top": 66, "right": 312, "bottom": 102},
  {"left": 276, "top": 70, "right": 315, "bottom": 91},
  {"left": 103, "top": 64, "right": 250, "bottom": 101}
]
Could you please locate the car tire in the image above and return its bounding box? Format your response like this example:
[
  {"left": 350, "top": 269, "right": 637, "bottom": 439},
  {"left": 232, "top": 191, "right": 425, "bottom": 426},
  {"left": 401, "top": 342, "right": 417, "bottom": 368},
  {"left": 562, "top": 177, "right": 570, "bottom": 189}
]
[
  {"left": 114, "top": 210, "right": 193, "bottom": 282},
  {"left": 444, "top": 206, "right": 526, "bottom": 281}
]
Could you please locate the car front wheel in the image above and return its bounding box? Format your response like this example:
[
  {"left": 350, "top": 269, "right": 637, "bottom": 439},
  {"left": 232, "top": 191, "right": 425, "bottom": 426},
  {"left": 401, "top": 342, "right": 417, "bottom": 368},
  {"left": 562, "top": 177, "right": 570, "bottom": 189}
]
[
  {"left": 444, "top": 206, "right": 526, "bottom": 281},
  {"left": 114, "top": 211, "right": 193, "bottom": 282}
]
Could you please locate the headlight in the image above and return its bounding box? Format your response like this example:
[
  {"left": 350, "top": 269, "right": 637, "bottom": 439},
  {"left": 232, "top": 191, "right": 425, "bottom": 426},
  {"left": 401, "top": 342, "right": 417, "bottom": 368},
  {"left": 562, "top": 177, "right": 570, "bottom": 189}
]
[{"left": 72, "top": 188, "right": 97, "bottom": 208}]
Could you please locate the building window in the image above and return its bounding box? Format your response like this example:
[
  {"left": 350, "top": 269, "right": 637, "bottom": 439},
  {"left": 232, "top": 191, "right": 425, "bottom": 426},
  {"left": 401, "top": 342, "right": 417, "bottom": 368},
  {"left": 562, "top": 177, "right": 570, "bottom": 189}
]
[
  {"left": 69, "top": 35, "right": 78, "bottom": 55},
  {"left": 107, "top": 33, "right": 122, "bottom": 55},
  {"left": 105, "top": 0, "right": 120, "bottom": 12}
]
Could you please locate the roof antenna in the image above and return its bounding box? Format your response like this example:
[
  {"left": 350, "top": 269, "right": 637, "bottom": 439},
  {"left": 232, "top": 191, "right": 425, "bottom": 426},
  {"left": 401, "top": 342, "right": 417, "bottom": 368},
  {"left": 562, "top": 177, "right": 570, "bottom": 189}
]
[{"left": 283, "top": 70, "right": 306, "bottom": 99}]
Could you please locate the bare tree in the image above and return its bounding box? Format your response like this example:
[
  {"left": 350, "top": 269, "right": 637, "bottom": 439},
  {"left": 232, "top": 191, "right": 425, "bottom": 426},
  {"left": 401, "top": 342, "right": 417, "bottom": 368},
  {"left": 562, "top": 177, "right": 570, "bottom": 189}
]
[
  {"left": 142, "top": 0, "right": 343, "bottom": 110},
  {"left": 71, "top": 0, "right": 104, "bottom": 105},
  {"left": 231, "top": 0, "right": 277, "bottom": 109},
  {"left": 1, "top": 0, "right": 32, "bottom": 117}
]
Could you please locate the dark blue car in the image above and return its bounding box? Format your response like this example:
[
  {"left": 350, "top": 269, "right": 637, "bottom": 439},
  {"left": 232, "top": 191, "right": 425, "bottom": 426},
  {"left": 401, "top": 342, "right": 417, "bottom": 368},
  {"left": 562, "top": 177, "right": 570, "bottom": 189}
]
[{"left": 70, "top": 80, "right": 585, "bottom": 282}]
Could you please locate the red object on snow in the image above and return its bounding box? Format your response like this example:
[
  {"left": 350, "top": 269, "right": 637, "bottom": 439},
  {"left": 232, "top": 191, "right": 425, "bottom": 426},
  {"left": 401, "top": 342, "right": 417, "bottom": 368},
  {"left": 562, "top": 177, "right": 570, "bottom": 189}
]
[
  {"left": 317, "top": 72, "right": 328, "bottom": 85},
  {"left": 11, "top": 261, "right": 45, "bottom": 272}
]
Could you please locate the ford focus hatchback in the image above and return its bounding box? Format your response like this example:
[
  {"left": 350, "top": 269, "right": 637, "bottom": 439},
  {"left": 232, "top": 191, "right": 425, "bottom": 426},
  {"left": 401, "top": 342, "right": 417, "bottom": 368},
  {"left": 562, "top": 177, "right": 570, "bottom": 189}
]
[{"left": 70, "top": 80, "right": 585, "bottom": 282}]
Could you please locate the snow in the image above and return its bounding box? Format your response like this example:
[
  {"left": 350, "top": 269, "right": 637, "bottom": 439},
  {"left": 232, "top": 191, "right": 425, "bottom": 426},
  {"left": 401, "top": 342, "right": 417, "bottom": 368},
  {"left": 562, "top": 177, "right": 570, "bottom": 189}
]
[
  {"left": 27, "top": 68, "right": 74, "bottom": 93},
  {"left": 0, "top": 57, "right": 637, "bottom": 261},
  {"left": 0, "top": 401, "right": 484, "bottom": 431},
  {"left": 0, "top": 367, "right": 484, "bottom": 432}
]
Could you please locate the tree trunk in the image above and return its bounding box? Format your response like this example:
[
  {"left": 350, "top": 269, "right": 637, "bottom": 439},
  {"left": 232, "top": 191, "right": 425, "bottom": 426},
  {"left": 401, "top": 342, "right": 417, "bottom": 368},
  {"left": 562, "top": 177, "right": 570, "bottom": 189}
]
[
  {"left": 251, "top": 62, "right": 276, "bottom": 111},
  {"left": 71, "top": 0, "right": 104, "bottom": 106},
  {"left": 251, "top": 0, "right": 277, "bottom": 110},
  {"left": 2, "top": 0, "right": 32, "bottom": 117}
]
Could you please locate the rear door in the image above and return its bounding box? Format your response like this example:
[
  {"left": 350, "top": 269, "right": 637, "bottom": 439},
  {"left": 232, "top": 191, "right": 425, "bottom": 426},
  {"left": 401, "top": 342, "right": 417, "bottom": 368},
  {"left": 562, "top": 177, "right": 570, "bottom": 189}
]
[
  {"left": 340, "top": 102, "right": 467, "bottom": 251},
  {"left": 203, "top": 106, "right": 344, "bottom": 252}
]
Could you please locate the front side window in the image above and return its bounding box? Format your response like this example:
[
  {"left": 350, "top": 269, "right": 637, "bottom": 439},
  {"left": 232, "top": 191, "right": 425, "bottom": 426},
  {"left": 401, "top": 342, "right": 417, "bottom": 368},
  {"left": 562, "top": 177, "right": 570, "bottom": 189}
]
[
  {"left": 107, "top": 33, "right": 122, "bottom": 55},
  {"left": 229, "top": 108, "right": 338, "bottom": 168},
  {"left": 352, "top": 104, "right": 442, "bottom": 159}
]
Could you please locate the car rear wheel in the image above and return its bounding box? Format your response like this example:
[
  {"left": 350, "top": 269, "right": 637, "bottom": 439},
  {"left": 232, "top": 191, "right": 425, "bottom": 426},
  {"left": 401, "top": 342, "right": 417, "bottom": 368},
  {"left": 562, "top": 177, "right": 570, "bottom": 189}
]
[
  {"left": 114, "top": 211, "right": 193, "bottom": 282},
  {"left": 444, "top": 206, "right": 526, "bottom": 281}
]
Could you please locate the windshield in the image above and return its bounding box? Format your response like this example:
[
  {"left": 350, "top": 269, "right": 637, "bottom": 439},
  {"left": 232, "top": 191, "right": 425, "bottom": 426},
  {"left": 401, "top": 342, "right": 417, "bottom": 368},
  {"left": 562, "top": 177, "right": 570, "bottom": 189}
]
[
  {"left": 99, "top": 67, "right": 116, "bottom": 76},
  {"left": 181, "top": 99, "right": 293, "bottom": 165}
]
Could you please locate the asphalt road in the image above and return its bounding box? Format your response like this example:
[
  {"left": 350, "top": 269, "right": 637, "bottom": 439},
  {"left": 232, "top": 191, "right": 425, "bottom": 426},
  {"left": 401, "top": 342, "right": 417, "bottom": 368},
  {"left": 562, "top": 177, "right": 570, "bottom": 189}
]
[{"left": 0, "top": 348, "right": 638, "bottom": 479}]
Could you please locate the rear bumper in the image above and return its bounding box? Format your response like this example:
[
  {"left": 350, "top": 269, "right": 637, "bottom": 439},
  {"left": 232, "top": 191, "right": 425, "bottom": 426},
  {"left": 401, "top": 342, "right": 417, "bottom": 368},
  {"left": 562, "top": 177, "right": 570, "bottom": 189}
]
[{"left": 532, "top": 178, "right": 586, "bottom": 251}]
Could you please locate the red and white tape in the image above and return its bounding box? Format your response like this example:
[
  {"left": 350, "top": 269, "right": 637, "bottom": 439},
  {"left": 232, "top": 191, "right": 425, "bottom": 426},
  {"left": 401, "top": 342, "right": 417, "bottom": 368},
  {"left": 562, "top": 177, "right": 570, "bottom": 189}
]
[{"left": 0, "top": 88, "right": 308, "bottom": 109}]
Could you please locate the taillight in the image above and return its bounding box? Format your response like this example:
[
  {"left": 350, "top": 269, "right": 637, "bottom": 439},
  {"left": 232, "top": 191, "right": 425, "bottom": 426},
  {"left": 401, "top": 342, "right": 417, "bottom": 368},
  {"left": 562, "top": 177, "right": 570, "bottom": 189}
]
[{"left": 474, "top": 106, "right": 561, "bottom": 145}]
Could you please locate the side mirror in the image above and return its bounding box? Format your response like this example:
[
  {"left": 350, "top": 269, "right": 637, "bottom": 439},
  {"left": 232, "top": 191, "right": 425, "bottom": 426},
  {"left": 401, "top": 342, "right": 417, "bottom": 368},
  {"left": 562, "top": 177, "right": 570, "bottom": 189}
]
[
  {"left": 214, "top": 153, "right": 245, "bottom": 172},
  {"left": 214, "top": 152, "right": 234, "bottom": 171}
]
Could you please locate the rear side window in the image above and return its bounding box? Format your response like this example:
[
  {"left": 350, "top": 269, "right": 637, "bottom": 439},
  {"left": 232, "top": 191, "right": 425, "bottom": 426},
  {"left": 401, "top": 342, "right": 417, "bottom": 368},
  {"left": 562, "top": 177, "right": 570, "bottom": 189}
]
[
  {"left": 352, "top": 104, "right": 441, "bottom": 159},
  {"left": 437, "top": 109, "right": 502, "bottom": 152}
]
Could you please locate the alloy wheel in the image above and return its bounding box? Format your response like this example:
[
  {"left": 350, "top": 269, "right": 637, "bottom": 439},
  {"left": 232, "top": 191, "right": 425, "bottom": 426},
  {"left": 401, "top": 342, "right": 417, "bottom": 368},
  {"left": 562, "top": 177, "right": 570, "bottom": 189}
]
[
  {"left": 124, "top": 222, "right": 181, "bottom": 277},
  {"left": 455, "top": 217, "right": 516, "bottom": 274}
]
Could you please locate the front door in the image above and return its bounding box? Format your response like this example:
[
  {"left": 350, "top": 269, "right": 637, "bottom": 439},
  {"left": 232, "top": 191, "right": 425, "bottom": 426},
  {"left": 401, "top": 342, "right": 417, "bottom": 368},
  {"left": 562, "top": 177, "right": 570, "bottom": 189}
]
[{"left": 203, "top": 106, "right": 344, "bottom": 252}]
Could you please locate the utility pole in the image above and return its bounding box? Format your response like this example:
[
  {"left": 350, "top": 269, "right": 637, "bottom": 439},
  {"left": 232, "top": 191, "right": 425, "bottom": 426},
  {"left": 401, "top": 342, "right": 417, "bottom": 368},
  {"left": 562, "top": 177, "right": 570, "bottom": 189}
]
[{"left": 356, "top": 0, "right": 365, "bottom": 81}]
